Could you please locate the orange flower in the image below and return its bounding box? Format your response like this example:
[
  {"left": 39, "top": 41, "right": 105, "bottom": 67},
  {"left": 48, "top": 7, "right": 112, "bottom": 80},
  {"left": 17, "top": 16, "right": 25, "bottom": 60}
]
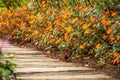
[
  {"left": 65, "top": 26, "right": 72, "bottom": 33},
  {"left": 83, "top": 7, "right": 89, "bottom": 12},
  {"left": 62, "top": 23, "right": 65, "bottom": 28},
  {"left": 84, "top": 29, "right": 90, "bottom": 34},
  {"left": 82, "top": 24, "right": 88, "bottom": 30},
  {"left": 73, "top": 23, "right": 77, "bottom": 28},
  {"left": 85, "top": 18, "right": 89, "bottom": 22},
  {"left": 105, "top": 10, "right": 110, "bottom": 15},
  {"left": 19, "top": 26, "right": 24, "bottom": 30},
  {"left": 113, "top": 59, "right": 120, "bottom": 64},
  {"left": 111, "top": 11, "right": 117, "bottom": 16},
  {"left": 93, "top": 24, "right": 97, "bottom": 27},
  {"left": 106, "top": 20, "right": 111, "bottom": 25},
  {"left": 57, "top": 15, "right": 61, "bottom": 20},
  {"left": 34, "top": 30, "right": 39, "bottom": 35},
  {"left": 64, "top": 32, "right": 69, "bottom": 42},
  {"left": 79, "top": 44, "right": 84, "bottom": 49},
  {"left": 89, "top": 18, "right": 95, "bottom": 22},
  {"left": 101, "top": 19, "right": 111, "bottom": 26},
  {"left": 42, "top": 19, "right": 46, "bottom": 24},
  {"left": 110, "top": 36, "right": 115, "bottom": 41},
  {"left": 79, "top": 6, "right": 83, "bottom": 10},
  {"left": 34, "top": 35, "right": 39, "bottom": 39},
  {"left": 117, "top": 36, "right": 120, "bottom": 41},
  {"left": 29, "top": 15, "right": 35, "bottom": 19},
  {"left": 9, "top": 20, "right": 15, "bottom": 26},
  {"left": 41, "top": 1, "right": 46, "bottom": 7},
  {"left": 106, "top": 28, "right": 113, "bottom": 34},
  {"left": 72, "top": 18, "right": 78, "bottom": 23},
  {"left": 46, "top": 25, "right": 52, "bottom": 31},
  {"left": 101, "top": 20, "right": 106, "bottom": 25},
  {"left": 113, "top": 52, "right": 119, "bottom": 58},
  {"left": 96, "top": 43, "right": 101, "bottom": 49},
  {"left": 15, "top": 17, "right": 21, "bottom": 22},
  {"left": 43, "top": 38, "right": 46, "bottom": 43},
  {"left": 5, "top": 20, "right": 9, "bottom": 26},
  {"left": 29, "top": 20, "right": 34, "bottom": 24},
  {"left": 102, "top": 14, "right": 107, "bottom": 19},
  {"left": 8, "top": 12, "right": 13, "bottom": 17},
  {"left": 79, "top": 21, "right": 84, "bottom": 26},
  {"left": 55, "top": 38, "right": 62, "bottom": 44},
  {"left": 23, "top": 6, "right": 28, "bottom": 10},
  {"left": 74, "top": 6, "right": 79, "bottom": 10},
  {"left": 49, "top": 38, "right": 53, "bottom": 44}
]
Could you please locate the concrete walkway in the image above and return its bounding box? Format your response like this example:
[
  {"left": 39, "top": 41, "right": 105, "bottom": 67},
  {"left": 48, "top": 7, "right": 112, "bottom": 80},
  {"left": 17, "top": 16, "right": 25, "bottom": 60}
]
[{"left": 0, "top": 40, "right": 117, "bottom": 80}]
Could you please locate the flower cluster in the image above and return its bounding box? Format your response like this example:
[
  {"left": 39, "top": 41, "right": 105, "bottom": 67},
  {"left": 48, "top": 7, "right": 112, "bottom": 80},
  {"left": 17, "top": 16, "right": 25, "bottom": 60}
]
[{"left": 0, "top": 2, "right": 120, "bottom": 66}]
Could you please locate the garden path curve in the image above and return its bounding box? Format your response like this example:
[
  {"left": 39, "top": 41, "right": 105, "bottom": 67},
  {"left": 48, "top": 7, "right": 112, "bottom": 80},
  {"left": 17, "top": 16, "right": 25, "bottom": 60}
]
[{"left": 0, "top": 40, "right": 117, "bottom": 80}]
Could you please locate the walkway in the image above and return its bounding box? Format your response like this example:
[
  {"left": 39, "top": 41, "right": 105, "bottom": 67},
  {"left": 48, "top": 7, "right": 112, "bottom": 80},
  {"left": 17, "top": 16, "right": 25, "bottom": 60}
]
[{"left": 0, "top": 40, "right": 117, "bottom": 80}]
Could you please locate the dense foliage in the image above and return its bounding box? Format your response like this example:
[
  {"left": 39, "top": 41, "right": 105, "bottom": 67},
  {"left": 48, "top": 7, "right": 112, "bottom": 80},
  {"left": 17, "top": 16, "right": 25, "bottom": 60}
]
[
  {"left": 0, "top": 0, "right": 25, "bottom": 8},
  {"left": 0, "top": 0, "right": 120, "bottom": 69}
]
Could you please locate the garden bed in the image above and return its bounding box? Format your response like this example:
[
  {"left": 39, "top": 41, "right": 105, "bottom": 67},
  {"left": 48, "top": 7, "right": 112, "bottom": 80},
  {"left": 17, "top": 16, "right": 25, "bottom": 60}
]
[{"left": 0, "top": 0, "right": 120, "bottom": 79}]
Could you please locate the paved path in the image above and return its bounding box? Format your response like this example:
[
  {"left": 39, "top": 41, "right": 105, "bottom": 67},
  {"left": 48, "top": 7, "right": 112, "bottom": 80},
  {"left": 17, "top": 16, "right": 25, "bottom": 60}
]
[{"left": 0, "top": 40, "right": 117, "bottom": 80}]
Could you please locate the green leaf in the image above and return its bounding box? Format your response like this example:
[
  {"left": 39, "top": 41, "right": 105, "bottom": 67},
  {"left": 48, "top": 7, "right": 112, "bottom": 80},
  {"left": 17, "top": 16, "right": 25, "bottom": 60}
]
[
  {"left": 0, "top": 55, "right": 4, "bottom": 59},
  {"left": 7, "top": 52, "right": 15, "bottom": 55}
]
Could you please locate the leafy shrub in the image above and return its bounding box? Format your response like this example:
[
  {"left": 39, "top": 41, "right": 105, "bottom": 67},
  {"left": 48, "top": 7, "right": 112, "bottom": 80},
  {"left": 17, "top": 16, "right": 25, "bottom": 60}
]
[
  {"left": 0, "top": 1, "right": 120, "bottom": 67},
  {"left": 87, "top": 0, "right": 120, "bottom": 11},
  {"left": 0, "top": 6, "right": 36, "bottom": 42},
  {"left": 0, "top": 0, "right": 30, "bottom": 9}
]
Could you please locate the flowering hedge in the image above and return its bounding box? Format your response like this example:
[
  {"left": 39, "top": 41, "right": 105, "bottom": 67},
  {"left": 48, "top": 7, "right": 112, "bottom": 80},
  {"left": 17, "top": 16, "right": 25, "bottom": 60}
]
[{"left": 0, "top": 2, "right": 120, "bottom": 66}]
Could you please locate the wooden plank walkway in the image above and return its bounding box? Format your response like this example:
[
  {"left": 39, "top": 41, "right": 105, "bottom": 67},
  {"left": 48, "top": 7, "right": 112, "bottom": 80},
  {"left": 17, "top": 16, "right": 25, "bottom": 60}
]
[{"left": 0, "top": 40, "right": 117, "bottom": 80}]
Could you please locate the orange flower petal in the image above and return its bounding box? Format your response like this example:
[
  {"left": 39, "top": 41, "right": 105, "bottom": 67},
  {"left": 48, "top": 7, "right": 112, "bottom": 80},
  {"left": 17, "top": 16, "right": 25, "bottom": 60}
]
[
  {"left": 113, "top": 52, "right": 119, "bottom": 58},
  {"left": 110, "top": 36, "right": 115, "bottom": 41},
  {"left": 106, "top": 28, "right": 113, "bottom": 34},
  {"left": 79, "top": 45, "right": 84, "bottom": 49},
  {"left": 113, "top": 59, "right": 120, "bottom": 64},
  {"left": 65, "top": 26, "right": 72, "bottom": 33},
  {"left": 96, "top": 43, "right": 101, "bottom": 49},
  {"left": 82, "top": 24, "right": 88, "bottom": 30},
  {"left": 111, "top": 12, "right": 117, "bottom": 16},
  {"left": 55, "top": 38, "right": 62, "bottom": 44}
]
